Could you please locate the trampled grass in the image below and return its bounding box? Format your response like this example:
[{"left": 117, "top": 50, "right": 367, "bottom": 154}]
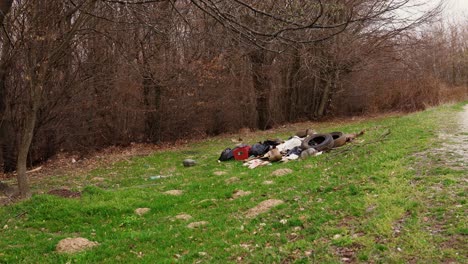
[{"left": 0, "top": 103, "right": 466, "bottom": 263}]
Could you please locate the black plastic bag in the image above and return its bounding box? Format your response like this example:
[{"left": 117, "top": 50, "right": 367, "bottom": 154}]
[
  {"left": 218, "top": 148, "right": 234, "bottom": 161},
  {"left": 249, "top": 143, "right": 270, "bottom": 156}
]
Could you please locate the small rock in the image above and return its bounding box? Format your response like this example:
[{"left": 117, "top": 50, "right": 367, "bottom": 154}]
[
  {"left": 271, "top": 168, "right": 293, "bottom": 177},
  {"left": 263, "top": 180, "right": 274, "bottom": 185},
  {"left": 333, "top": 234, "right": 342, "bottom": 240},
  {"left": 134, "top": 208, "right": 151, "bottom": 216},
  {"left": 187, "top": 221, "right": 209, "bottom": 229},
  {"left": 300, "top": 148, "right": 318, "bottom": 159},
  {"left": 366, "top": 205, "right": 376, "bottom": 213},
  {"left": 232, "top": 190, "right": 252, "bottom": 199},
  {"left": 175, "top": 214, "right": 192, "bottom": 220},
  {"left": 183, "top": 159, "right": 196, "bottom": 167},
  {"left": 225, "top": 177, "right": 240, "bottom": 184},
  {"left": 56, "top": 237, "right": 99, "bottom": 253},
  {"left": 164, "top": 190, "right": 183, "bottom": 196}
]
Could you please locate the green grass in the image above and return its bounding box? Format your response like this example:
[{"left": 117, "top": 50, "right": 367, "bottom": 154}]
[{"left": 1, "top": 103, "right": 466, "bottom": 263}]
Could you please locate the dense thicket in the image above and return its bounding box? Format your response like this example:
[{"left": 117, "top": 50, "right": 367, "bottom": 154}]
[{"left": 0, "top": 0, "right": 466, "bottom": 196}]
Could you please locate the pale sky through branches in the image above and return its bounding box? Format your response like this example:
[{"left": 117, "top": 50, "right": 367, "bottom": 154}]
[{"left": 446, "top": 0, "right": 468, "bottom": 20}]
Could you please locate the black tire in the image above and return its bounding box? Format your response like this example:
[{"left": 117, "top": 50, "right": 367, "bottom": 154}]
[
  {"left": 301, "top": 133, "right": 334, "bottom": 152},
  {"left": 330, "top": 132, "right": 346, "bottom": 148}
]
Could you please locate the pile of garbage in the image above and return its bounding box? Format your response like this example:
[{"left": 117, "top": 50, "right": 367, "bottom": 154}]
[{"left": 218, "top": 129, "right": 364, "bottom": 169}]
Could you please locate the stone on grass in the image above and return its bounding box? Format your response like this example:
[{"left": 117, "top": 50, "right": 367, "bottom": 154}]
[
  {"left": 135, "top": 208, "right": 151, "bottom": 216},
  {"left": 164, "top": 190, "right": 183, "bottom": 196},
  {"left": 175, "top": 214, "right": 192, "bottom": 220},
  {"left": 56, "top": 237, "right": 99, "bottom": 253},
  {"left": 271, "top": 168, "right": 293, "bottom": 177},
  {"left": 183, "top": 159, "right": 196, "bottom": 167},
  {"left": 246, "top": 199, "right": 284, "bottom": 218},
  {"left": 232, "top": 190, "right": 252, "bottom": 199},
  {"left": 187, "top": 221, "right": 209, "bottom": 229}
]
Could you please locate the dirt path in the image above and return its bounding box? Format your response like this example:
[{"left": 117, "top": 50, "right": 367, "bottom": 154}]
[
  {"left": 414, "top": 105, "right": 467, "bottom": 261},
  {"left": 435, "top": 105, "right": 468, "bottom": 170}
]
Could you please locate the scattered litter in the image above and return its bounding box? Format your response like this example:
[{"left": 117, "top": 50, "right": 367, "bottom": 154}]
[
  {"left": 233, "top": 145, "right": 251, "bottom": 160},
  {"left": 217, "top": 129, "right": 366, "bottom": 168},
  {"left": 300, "top": 148, "right": 319, "bottom": 159},
  {"left": 276, "top": 136, "right": 302, "bottom": 153},
  {"left": 243, "top": 159, "right": 271, "bottom": 169},
  {"left": 246, "top": 199, "right": 284, "bottom": 218},
  {"left": 265, "top": 149, "right": 282, "bottom": 162},
  {"left": 149, "top": 175, "right": 172, "bottom": 180}
]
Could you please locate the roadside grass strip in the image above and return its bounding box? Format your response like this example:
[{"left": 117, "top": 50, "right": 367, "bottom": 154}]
[{"left": 0, "top": 103, "right": 466, "bottom": 263}]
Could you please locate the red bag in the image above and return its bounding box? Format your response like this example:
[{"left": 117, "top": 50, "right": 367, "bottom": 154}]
[{"left": 233, "top": 146, "right": 251, "bottom": 160}]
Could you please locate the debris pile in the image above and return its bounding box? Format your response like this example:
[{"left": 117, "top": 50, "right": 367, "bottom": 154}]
[{"left": 218, "top": 129, "right": 364, "bottom": 168}]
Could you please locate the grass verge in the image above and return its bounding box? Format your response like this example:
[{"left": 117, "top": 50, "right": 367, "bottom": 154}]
[{"left": 0, "top": 103, "right": 466, "bottom": 263}]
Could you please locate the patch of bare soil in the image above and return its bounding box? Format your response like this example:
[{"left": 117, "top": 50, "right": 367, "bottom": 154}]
[
  {"left": 174, "top": 214, "right": 192, "bottom": 220},
  {"left": 134, "top": 208, "right": 151, "bottom": 216},
  {"left": 232, "top": 190, "right": 252, "bottom": 199},
  {"left": 271, "top": 168, "right": 293, "bottom": 177},
  {"left": 47, "top": 189, "right": 81, "bottom": 198},
  {"left": 164, "top": 190, "right": 183, "bottom": 196},
  {"left": 187, "top": 221, "right": 209, "bottom": 229},
  {"left": 245, "top": 199, "right": 284, "bottom": 218},
  {"left": 56, "top": 237, "right": 99, "bottom": 253}
]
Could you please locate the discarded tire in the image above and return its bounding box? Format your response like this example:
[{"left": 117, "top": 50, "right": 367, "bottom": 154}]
[
  {"left": 330, "top": 132, "right": 347, "bottom": 148},
  {"left": 301, "top": 133, "right": 334, "bottom": 152}
]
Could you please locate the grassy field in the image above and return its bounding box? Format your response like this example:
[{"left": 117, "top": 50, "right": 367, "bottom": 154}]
[{"left": 0, "top": 103, "right": 466, "bottom": 263}]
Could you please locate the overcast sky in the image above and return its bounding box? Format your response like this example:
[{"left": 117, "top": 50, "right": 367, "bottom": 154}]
[{"left": 445, "top": 0, "right": 468, "bottom": 20}]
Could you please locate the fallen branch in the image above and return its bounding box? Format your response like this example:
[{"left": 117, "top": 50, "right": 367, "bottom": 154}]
[
  {"left": 326, "top": 129, "right": 391, "bottom": 160},
  {"left": 26, "top": 166, "right": 43, "bottom": 174}
]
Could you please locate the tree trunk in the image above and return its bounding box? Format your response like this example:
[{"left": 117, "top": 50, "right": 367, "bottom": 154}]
[
  {"left": 0, "top": 25, "right": 14, "bottom": 173},
  {"left": 0, "top": 0, "right": 13, "bottom": 26},
  {"left": 16, "top": 107, "right": 38, "bottom": 198},
  {"left": 143, "top": 71, "right": 162, "bottom": 143},
  {"left": 287, "top": 49, "right": 301, "bottom": 121},
  {"left": 249, "top": 50, "right": 272, "bottom": 130}
]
